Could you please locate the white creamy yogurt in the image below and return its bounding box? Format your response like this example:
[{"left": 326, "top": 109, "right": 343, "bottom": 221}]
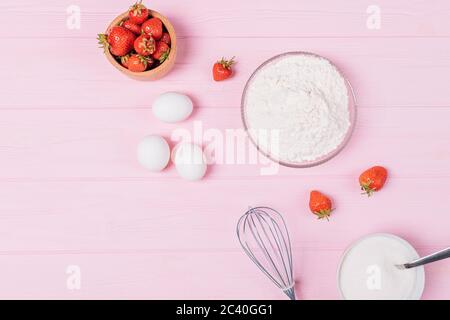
[{"left": 338, "top": 234, "right": 424, "bottom": 300}]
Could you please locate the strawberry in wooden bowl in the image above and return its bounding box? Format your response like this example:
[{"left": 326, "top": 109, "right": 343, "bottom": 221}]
[{"left": 97, "top": 1, "right": 176, "bottom": 81}]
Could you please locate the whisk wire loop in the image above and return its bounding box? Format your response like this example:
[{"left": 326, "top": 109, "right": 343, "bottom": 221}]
[
  {"left": 237, "top": 207, "right": 296, "bottom": 300},
  {"left": 248, "top": 214, "right": 287, "bottom": 287},
  {"left": 238, "top": 213, "right": 283, "bottom": 287},
  {"left": 258, "top": 212, "right": 292, "bottom": 281}
]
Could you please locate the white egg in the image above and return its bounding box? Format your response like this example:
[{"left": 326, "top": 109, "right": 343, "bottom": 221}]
[
  {"left": 172, "top": 143, "right": 207, "bottom": 181},
  {"left": 137, "top": 135, "right": 170, "bottom": 172},
  {"left": 152, "top": 92, "right": 193, "bottom": 123}
]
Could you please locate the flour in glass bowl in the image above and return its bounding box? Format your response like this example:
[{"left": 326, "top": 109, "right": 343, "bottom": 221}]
[{"left": 243, "top": 53, "right": 352, "bottom": 165}]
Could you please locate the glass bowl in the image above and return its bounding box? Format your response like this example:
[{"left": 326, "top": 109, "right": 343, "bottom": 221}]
[{"left": 241, "top": 52, "right": 357, "bottom": 168}]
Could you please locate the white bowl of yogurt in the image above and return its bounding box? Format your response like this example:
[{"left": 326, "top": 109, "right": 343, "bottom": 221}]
[{"left": 337, "top": 233, "right": 425, "bottom": 300}]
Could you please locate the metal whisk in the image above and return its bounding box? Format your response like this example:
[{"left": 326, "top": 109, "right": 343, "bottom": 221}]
[{"left": 237, "top": 207, "right": 296, "bottom": 300}]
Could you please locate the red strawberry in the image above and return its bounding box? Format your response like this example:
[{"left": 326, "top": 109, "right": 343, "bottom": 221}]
[
  {"left": 213, "top": 57, "right": 235, "bottom": 81},
  {"left": 128, "top": 1, "right": 149, "bottom": 25},
  {"left": 309, "top": 190, "right": 333, "bottom": 221},
  {"left": 142, "top": 18, "right": 163, "bottom": 40},
  {"left": 98, "top": 26, "right": 135, "bottom": 57},
  {"left": 120, "top": 54, "right": 130, "bottom": 68},
  {"left": 160, "top": 32, "right": 171, "bottom": 45},
  {"left": 128, "top": 54, "right": 153, "bottom": 72},
  {"left": 359, "top": 166, "right": 388, "bottom": 196},
  {"left": 121, "top": 19, "right": 141, "bottom": 35},
  {"left": 152, "top": 41, "right": 170, "bottom": 62},
  {"left": 134, "top": 34, "right": 155, "bottom": 56}
]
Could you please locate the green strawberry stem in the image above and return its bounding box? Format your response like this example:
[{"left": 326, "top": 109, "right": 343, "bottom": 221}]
[
  {"left": 130, "top": 0, "right": 145, "bottom": 15},
  {"left": 136, "top": 55, "right": 149, "bottom": 68},
  {"left": 97, "top": 34, "right": 109, "bottom": 53},
  {"left": 218, "top": 56, "right": 235, "bottom": 69},
  {"left": 159, "top": 48, "right": 170, "bottom": 63},
  {"left": 315, "top": 209, "right": 332, "bottom": 221},
  {"left": 360, "top": 179, "right": 375, "bottom": 197},
  {"left": 120, "top": 54, "right": 130, "bottom": 65}
]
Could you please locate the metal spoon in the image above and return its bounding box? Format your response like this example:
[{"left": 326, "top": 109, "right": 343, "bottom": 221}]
[{"left": 396, "top": 247, "right": 450, "bottom": 270}]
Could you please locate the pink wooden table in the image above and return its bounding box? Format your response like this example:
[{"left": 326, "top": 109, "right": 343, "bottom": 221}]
[{"left": 1, "top": 0, "right": 449, "bottom": 299}]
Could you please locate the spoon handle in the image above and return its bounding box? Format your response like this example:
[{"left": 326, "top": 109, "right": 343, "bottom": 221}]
[{"left": 404, "top": 247, "right": 450, "bottom": 269}]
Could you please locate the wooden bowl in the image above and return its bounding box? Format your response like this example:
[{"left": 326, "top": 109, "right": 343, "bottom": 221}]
[{"left": 104, "top": 10, "right": 177, "bottom": 81}]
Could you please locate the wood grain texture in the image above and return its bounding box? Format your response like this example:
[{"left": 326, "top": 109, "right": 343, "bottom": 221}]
[
  {"left": 2, "top": 37, "right": 450, "bottom": 109},
  {"left": 1, "top": 107, "right": 450, "bottom": 179},
  {"left": 2, "top": 0, "right": 450, "bottom": 38},
  {"left": 0, "top": 0, "right": 449, "bottom": 300}
]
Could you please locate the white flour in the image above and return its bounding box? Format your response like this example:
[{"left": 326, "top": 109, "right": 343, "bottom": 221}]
[{"left": 244, "top": 53, "right": 351, "bottom": 164}]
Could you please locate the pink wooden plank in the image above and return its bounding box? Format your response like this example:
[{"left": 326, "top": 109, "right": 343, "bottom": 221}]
[
  {"left": 0, "top": 177, "right": 449, "bottom": 252},
  {"left": 1, "top": 0, "right": 450, "bottom": 38},
  {"left": 0, "top": 107, "right": 449, "bottom": 179},
  {"left": 2, "top": 37, "right": 450, "bottom": 109},
  {"left": 0, "top": 251, "right": 337, "bottom": 299},
  {"left": 0, "top": 249, "right": 447, "bottom": 299},
  {"left": 0, "top": 0, "right": 449, "bottom": 300},
  {"left": 0, "top": 251, "right": 285, "bottom": 299}
]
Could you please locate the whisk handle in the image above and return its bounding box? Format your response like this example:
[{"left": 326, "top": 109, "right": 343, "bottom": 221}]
[{"left": 283, "top": 286, "right": 296, "bottom": 300}]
